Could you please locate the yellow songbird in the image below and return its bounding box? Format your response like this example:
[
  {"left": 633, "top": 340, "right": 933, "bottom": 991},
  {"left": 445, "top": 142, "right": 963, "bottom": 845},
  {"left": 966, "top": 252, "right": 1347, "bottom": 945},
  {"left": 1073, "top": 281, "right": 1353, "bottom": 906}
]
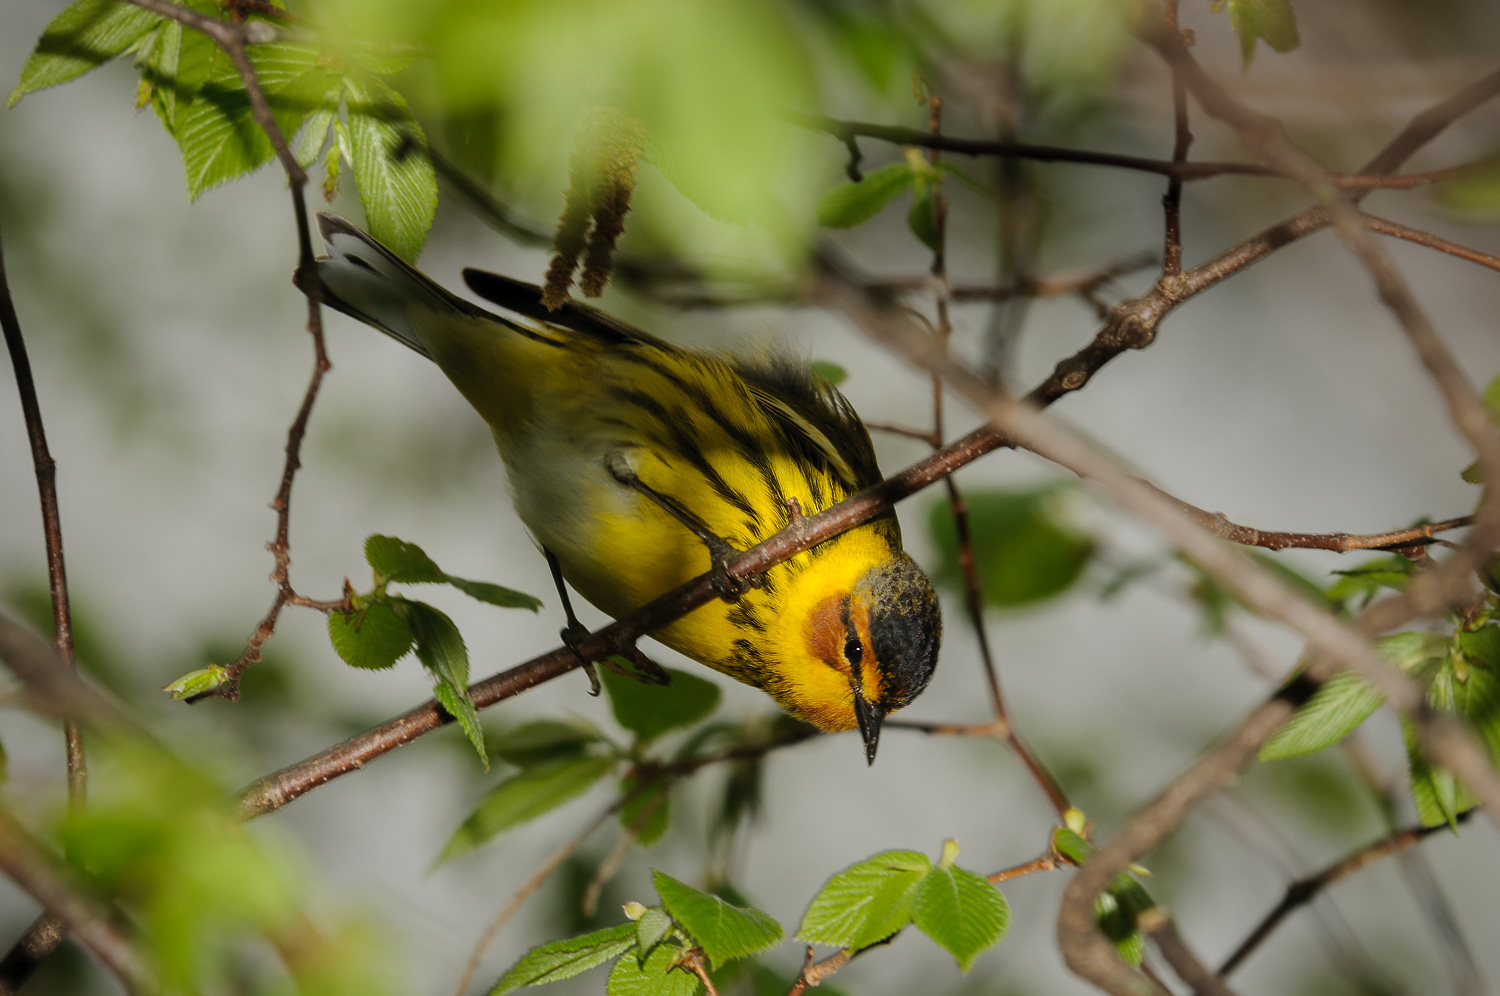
[{"left": 313, "top": 214, "right": 940, "bottom": 762}]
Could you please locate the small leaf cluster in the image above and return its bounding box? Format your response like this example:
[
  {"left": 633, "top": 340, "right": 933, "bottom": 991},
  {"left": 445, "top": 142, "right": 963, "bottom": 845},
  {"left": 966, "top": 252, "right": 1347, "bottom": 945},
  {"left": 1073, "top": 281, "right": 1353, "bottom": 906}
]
[
  {"left": 1051, "top": 824, "right": 1156, "bottom": 967},
  {"left": 797, "top": 840, "right": 1009, "bottom": 972},
  {"left": 816, "top": 147, "right": 988, "bottom": 252},
  {"left": 1263, "top": 620, "right": 1500, "bottom": 828},
  {"left": 10, "top": 0, "right": 437, "bottom": 259},
  {"left": 437, "top": 663, "right": 722, "bottom": 864},
  {"left": 328, "top": 535, "right": 541, "bottom": 766},
  {"left": 1215, "top": 0, "right": 1301, "bottom": 67},
  {"left": 491, "top": 872, "right": 781, "bottom": 996}
]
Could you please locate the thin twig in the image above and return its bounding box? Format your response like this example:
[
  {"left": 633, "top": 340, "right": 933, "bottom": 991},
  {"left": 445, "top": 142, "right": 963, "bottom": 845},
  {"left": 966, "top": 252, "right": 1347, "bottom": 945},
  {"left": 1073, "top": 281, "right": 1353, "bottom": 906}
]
[
  {"left": 1219, "top": 811, "right": 1475, "bottom": 977},
  {"left": 1157, "top": 493, "right": 1473, "bottom": 554},
  {"left": 987, "top": 853, "right": 1061, "bottom": 884},
  {"left": 1160, "top": 0, "right": 1191, "bottom": 279},
  {"left": 1364, "top": 213, "right": 1500, "bottom": 275},
  {"left": 451, "top": 805, "right": 618, "bottom": 996},
  {"left": 797, "top": 113, "right": 1474, "bottom": 189},
  {"left": 0, "top": 211, "right": 86, "bottom": 986}
]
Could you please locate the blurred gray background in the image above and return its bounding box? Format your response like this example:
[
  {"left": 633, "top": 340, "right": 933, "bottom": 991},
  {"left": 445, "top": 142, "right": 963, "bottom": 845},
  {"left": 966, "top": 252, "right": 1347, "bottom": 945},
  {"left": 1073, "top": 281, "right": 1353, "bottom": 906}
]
[{"left": 3, "top": 1, "right": 1500, "bottom": 993}]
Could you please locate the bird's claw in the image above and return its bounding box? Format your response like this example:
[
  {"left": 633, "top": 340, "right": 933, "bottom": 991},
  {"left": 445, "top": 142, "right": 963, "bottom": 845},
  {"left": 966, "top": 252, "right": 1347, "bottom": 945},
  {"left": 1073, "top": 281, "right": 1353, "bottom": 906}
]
[{"left": 560, "top": 622, "right": 602, "bottom": 696}]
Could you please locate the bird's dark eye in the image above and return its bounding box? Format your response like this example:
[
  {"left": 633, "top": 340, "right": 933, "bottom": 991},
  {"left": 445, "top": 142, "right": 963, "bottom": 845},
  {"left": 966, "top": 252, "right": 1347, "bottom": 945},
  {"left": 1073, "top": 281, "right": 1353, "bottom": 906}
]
[{"left": 844, "top": 636, "right": 863, "bottom": 666}]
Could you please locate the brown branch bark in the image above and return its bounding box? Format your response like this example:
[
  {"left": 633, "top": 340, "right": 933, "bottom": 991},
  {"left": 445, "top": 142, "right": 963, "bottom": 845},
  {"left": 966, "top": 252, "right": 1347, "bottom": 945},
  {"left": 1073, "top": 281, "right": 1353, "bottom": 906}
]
[
  {"left": 1219, "top": 811, "right": 1475, "bottom": 978},
  {"left": 798, "top": 113, "right": 1474, "bottom": 189},
  {"left": 1364, "top": 214, "right": 1500, "bottom": 275},
  {"left": 1156, "top": 492, "right": 1472, "bottom": 554},
  {"left": 0, "top": 212, "right": 86, "bottom": 986}
]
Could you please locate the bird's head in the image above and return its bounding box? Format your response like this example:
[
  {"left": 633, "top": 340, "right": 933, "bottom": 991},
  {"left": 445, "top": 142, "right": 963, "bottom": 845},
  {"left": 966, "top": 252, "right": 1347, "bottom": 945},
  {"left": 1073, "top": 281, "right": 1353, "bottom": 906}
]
[{"left": 769, "top": 541, "right": 941, "bottom": 764}]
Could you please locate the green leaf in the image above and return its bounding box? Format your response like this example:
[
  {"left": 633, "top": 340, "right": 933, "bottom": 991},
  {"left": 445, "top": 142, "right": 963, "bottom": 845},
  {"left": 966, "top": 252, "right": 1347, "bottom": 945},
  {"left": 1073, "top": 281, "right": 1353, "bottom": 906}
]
[
  {"left": 400, "top": 600, "right": 486, "bottom": 766},
  {"left": 928, "top": 487, "right": 1094, "bottom": 609},
  {"left": 366, "top": 534, "right": 446, "bottom": 583},
  {"left": 810, "top": 360, "right": 848, "bottom": 386},
  {"left": 365, "top": 535, "right": 540, "bottom": 609},
  {"left": 815, "top": 162, "right": 914, "bottom": 228},
  {"left": 439, "top": 755, "right": 616, "bottom": 864},
  {"left": 1403, "top": 715, "right": 1477, "bottom": 829},
  {"left": 906, "top": 175, "right": 941, "bottom": 252},
  {"left": 9, "top": 0, "right": 158, "bottom": 107},
  {"left": 1225, "top": 0, "right": 1300, "bottom": 67},
  {"left": 606, "top": 938, "right": 700, "bottom": 996},
  {"left": 652, "top": 872, "right": 782, "bottom": 968},
  {"left": 913, "top": 865, "right": 1009, "bottom": 971},
  {"left": 1051, "top": 826, "right": 1093, "bottom": 866},
  {"left": 1094, "top": 877, "right": 1155, "bottom": 968},
  {"left": 621, "top": 775, "right": 672, "bottom": 847},
  {"left": 797, "top": 850, "right": 931, "bottom": 951},
  {"left": 489, "top": 720, "right": 605, "bottom": 767},
  {"left": 601, "top": 666, "right": 720, "bottom": 744},
  {"left": 1259, "top": 672, "right": 1384, "bottom": 760},
  {"left": 174, "top": 43, "right": 339, "bottom": 199},
  {"left": 1325, "top": 553, "right": 1418, "bottom": 607},
  {"left": 327, "top": 599, "right": 414, "bottom": 671},
  {"left": 489, "top": 922, "right": 636, "bottom": 995},
  {"left": 636, "top": 907, "right": 675, "bottom": 957},
  {"left": 345, "top": 74, "right": 438, "bottom": 262},
  {"left": 1260, "top": 632, "right": 1441, "bottom": 760},
  {"left": 296, "top": 105, "right": 337, "bottom": 170},
  {"left": 161, "top": 663, "right": 229, "bottom": 700},
  {"left": 446, "top": 576, "right": 543, "bottom": 611}
]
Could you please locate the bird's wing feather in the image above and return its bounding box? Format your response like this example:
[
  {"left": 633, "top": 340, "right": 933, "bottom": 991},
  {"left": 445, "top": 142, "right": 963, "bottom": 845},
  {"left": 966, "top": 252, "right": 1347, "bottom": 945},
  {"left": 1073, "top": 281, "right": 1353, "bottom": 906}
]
[{"left": 461, "top": 269, "right": 674, "bottom": 349}]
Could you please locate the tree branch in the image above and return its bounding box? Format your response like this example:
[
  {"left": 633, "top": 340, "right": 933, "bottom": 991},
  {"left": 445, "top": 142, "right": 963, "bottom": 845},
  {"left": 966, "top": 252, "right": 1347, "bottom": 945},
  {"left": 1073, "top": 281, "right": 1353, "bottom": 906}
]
[
  {"left": 1218, "top": 810, "right": 1475, "bottom": 977},
  {"left": 0, "top": 210, "right": 86, "bottom": 986}
]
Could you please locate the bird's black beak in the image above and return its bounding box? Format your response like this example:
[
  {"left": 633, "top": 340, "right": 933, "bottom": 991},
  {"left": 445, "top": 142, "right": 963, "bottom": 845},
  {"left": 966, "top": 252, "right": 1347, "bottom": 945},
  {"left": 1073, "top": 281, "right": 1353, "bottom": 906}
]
[{"left": 852, "top": 693, "right": 883, "bottom": 766}]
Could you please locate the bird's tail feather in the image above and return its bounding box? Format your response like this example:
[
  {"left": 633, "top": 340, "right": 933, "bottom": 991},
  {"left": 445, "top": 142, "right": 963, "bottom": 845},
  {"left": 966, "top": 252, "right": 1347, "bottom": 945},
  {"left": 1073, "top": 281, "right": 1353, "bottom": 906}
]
[{"left": 314, "top": 212, "right": 488, "bottom": 357}]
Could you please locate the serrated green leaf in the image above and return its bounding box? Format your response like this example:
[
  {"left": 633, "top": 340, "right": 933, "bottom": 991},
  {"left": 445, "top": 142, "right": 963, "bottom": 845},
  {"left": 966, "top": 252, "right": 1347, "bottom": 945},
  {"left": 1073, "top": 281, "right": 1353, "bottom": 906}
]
[
  {"left": 400, "top": 600, "right": 485, "bottom": 765},
  {"left": 490, "top": 720, "right": 604, "bottom": 767},
  {"left": 810, "top": 360, "right": 847, "bottom": 386},
  {"left": 327, "top": 599, "right": 414, "bottom": 671},
  {"left": 652, "top": 872, "right": 781, "bottom": 969},
  {"left": 345, "top": 74, "right": 437, "bottom": 262},
  {"left": 606, "top": 938, "right": 700, "bottom": 996},
  {"left": 636, "top": 907, "right": 675, "bottom": 957},
  {"left": 797, "top": 850, "right": 931, "bottom": 951},
  {"left": 1403, "top": 716, "right": 1476, "bottom": 829},
  {"left": 174, "top": 44, "right": 338, "bottom": 199},
  {"left": 489, "top": 922, "right": 636, "bottom": 995},
  {"left": 621, "top": 775, "right": 672, "bottom": 847},
  {"left": 439, "top": 755, "right": 616, "bottom": 864},
  {"left": 366, "top": 534, "right": 445, "bottom": 583},
  {"left": 297, "top": 105, "right": 337, "bottom": 170},
  {"left": 601, "top": 666, "right": 720, "bottom": 744},
  {"left": 131, "top": 20, "right": 182, "bottom": 135},
  {"left": 906, "top": 175, "right": 941, "bottom": 252},
  {"left": 9, "top": 0, "right": 158, "bottom": 107},
  {"left": 1459, "top": 624, "right": 1500, "bottom": 670},
  {"left": 929, "top": 487, "right": 1094, "bottom": 609},
  {"left": 912, "top": 865, "right": 1008, "bottom": 971},
  {"left": 1260, "top": 673, "right": 1385, "bottom": 761},
  {"left": 161, "top": 663, "right": 229, "bottom": 700},
  {"left": 446, "top": 576, "right": 543, "bottom": 611},
  {"left": 815, "top": 162, "right": 914, "bottom": 228},
  {"left": 1261, "top": 632, "right": 1441, "bottom": 760},
  {"left": 1226, "top": 0, "right": 1300, "bottom": 67}
]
